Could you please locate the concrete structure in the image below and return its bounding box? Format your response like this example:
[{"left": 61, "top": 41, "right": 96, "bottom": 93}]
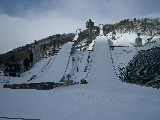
[
  {"left": 4, "top": 62, "right": 21, "bottom": 77},
  {"left": 135, "top": 34, "right": 142, "bottom": 47},
  {"left": 99, "top": 24, "right": 103, "bottom": 36},
  {"left": 32, "top": 42, "right": 40, "bottom": 64},
  {"left": 73, "top": 29, "right": 81, "bottom": 41},
  {"left": 76, "top": 29, "right": 81, "bottom": 36},
  {"left": 135, "top": 37, "right": 142, "bottom": 47},
  {"left": 86, "top": 19, "right": 94, "bottom": 43}
]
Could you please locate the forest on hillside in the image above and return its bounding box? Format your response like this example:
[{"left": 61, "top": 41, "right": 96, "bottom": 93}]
[{"left": 104, "top": 18, "right": 160, "bottom": 36}]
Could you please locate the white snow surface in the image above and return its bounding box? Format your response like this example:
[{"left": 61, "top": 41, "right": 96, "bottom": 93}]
[{"left": 0, "top": 34, "right": 160, "bottom": 120}]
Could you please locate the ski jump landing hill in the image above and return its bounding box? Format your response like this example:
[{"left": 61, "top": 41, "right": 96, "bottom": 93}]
[
  {"left": 87, "top": 36, "right": 121, "bottom": 87},
  {"left": 27, "top": 42, "right": 74, "bottom": 83}
]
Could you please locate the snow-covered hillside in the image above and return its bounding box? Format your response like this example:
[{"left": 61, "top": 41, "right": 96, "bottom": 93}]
[
  {"left": 0, "top": 32, "right": 160, "bottom": 120},
  {"left": 107, "top": 32, "right": 160, "bottom": 81}
]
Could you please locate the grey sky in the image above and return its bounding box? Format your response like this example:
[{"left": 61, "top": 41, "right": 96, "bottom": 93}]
[{"left": 0, "top": 0, "right": 160, "bottom": 54}]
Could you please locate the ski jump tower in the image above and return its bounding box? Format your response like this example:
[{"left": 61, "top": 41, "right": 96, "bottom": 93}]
[
  {"left": 32, "top": 40, "right": 40, "bottom": 64},
  {"left": 86, "top": 19, "right": 94, "bottom": 43},
  {"left": 99, "top": 24, "right": 103, "bottom": 36}
]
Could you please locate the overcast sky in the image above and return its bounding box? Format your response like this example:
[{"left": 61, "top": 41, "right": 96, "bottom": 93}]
[{"left": 0, "top": 0, "right": 160, "bottom": 54}]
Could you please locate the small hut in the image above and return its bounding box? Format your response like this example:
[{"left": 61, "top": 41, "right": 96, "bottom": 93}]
[{"left": 135, "top": 33, "right": 142, "bottom": 47}]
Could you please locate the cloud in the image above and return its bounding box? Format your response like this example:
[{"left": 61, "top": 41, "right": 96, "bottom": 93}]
[
  {"left": 0, "top": 0, "right": 113, "bottom": 54},
  {"left": 0, "top": 15, "right": 34, "bottom": 53},
  {"left": 0, "top": 12, "right": 86, "bottom": 54}
]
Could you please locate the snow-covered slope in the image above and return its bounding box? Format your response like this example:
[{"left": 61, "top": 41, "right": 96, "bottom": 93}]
[
  {"left": 72, "top": 50, "right": 91, "bottom": 81},
  {"left": 33, "top": 42, "right": 74, "bottom": 83},
  {"left": 87, "top": 36, "right": 120, "bottom": 85},
  {"left": 0, "top": 35, "right": 160, "bottom": 120}
]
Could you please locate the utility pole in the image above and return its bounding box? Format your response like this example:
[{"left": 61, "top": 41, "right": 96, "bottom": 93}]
[{"left": 86, "top": 19, "right": 94, "bottom": 43}]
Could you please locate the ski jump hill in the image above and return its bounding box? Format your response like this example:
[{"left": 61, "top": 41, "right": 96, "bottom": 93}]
[
  {"left": 24, "top": 42, "right": 74, "bottom": 83},
  {"left": 38, "top": 42, "right": 74, "bottom": 83},
  {"left": 87, "top": 36, "right": 120, "bottom": 87},
  {"left": 0, "top": 35, "right": 160, "bottom": 120}
]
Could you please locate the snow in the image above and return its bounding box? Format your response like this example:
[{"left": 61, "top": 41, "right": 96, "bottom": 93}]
[
  {"left": 86, "top": 39, "right": 95, "bottom": 51},
  {"left": 0, "top": 32, "right": 160, "bottom": 120}
]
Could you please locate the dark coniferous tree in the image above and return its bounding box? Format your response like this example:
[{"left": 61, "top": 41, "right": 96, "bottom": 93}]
[
  {"left": 23, "top": 58, "right": 30, "bottom": 71},
  {"left": 30, "top": 52, "right": 33, "bottom": 63}
]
